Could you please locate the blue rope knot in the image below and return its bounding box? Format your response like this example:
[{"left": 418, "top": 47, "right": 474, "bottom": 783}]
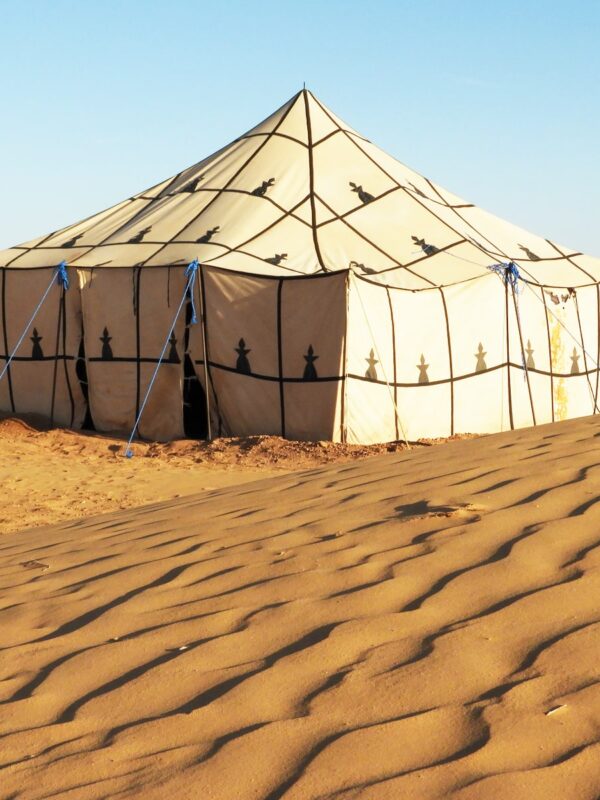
[
  {"left": 56, "top": 260, "right": 69, "bottom": 290},
  {"left": 487, "top": 261, "right": 521, "bottom": 292},
  {"left": 185, "top": 259, "right": 199, "bottom": 324}
]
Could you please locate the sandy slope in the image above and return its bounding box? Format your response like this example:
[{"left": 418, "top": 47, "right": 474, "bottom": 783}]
[
  {"left": 0, "top": 418, "right": 423, "bottom": 535},
  {"left": 2, "top": 415, "right": 600, "bottom": 799}
]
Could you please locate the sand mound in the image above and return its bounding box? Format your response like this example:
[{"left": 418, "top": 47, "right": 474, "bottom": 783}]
[
  {"left": 0, "top": 417, "right": 472, "bottom": 535},
  {"left": 2, "top": 415, "right": 600, "bottom": 798}
]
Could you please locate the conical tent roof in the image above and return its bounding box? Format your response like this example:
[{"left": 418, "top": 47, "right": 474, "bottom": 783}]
[{"left": 2, "top": 90, "right": 598, "bottom": 289}]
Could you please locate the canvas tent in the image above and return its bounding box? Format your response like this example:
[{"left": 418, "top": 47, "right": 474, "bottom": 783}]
[{"left": 1, "top": 89, "right": 599, "bottom": 444}]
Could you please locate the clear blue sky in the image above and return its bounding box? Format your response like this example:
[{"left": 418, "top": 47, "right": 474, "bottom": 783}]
[{"left": 1, "top": 0, "right": 598, "bottom": 254}]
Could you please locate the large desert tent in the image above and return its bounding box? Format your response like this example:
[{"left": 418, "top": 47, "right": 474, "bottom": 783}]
[{"left": 1, "top": 89, "right": 599, "bottom": 445}]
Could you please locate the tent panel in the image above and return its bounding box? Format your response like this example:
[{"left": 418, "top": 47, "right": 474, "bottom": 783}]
[
  {"left": 345, "top": 379, "right": 398, "bottom": 444},
  {"left": 0, "top": 268, "right": 85, "bottom": 427},
  {"left": 227, "top": 135, "right": 310, "bottom": 209},
  {"left": 443, "top": 277, "right": 506, "bottom": 379},
  {"left": 284, "top": 381, "right": 343, "bottom": 441},
  {"left": 174, "top": 192, "right": 283, "bottom": 247},
  {"left": 453, "top": 370, "right": 510, "bottom": 434},
  {"left": 312, "top": 132, "right": 396, "bottom": 218},
  {"left": 208, "top": 371, "right": 281, "bottom": 436},
  {"left": 389, "top": 288, "right": 451, "bottom": 384},
  {"left": 81, "top": 267, "right": 186, "bottom": 440},
  {"left": 203, "top": 269, "right": 279, "bottom": 375}
]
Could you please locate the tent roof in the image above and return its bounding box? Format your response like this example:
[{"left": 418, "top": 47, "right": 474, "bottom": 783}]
[{"left": 1, "top": 89, "right": 598, "bottom": 289}]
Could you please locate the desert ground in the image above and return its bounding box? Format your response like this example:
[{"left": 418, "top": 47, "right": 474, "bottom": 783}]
[{"left": 2, "top": 415, "right": 600, "bottom": 799}]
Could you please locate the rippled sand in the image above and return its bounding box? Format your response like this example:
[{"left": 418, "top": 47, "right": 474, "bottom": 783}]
[{"left": 2, "top": 416, "right": 600, "bottom": 799}]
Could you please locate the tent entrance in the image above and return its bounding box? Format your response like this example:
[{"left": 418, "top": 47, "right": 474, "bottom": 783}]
[
  {"left": 183, "top": 294, "right": 208, "bottom": 439},
  {"left": 75, "top": 338, "right": 95, "bottom": 431}
]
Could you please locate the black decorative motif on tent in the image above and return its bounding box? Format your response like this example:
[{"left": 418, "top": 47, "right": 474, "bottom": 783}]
[
  {"left": 63, "top": 233, "right": 83, "bottom": 247},
  {"left": 349, "top": 260, "right": 376, "bottom": 275},
  {"left": 168, "top": 332, "right": 180, "bottom": 364},
  {"left": 266, "top": 253, "right": 287, "bottom": 266},
  {"left": 30, "top": 328, "right": 43, "bottom": 360},
  {"left": 525, "top": 340, "right": 535, "bottom": 369},
  {"left": 365, "top": 349, "right": 378, "bottom": 380},
  {"left": 303, "top": 345, "right": 319, "bottom": 380},
  {"left": 519, "top": 244, "right": 541, "bottom": 261},
  {"left": 475, "top": 343, "right": 487, "bottom": 372},
  {"left": 417, "top": 354, "right": 429, "bottom": 384},
  {"left": 408, "top": 182, "right": 427, "bottom": 198},
  {"left": 349, "top": 182, "right": 375, "bottom": 204},
  {"left": 128, "top": 226, "right": 152, "bottom": 244},
  {"left": 197, "top": 226, "right": 220, "bottom": 244},
  {"left": 100, "top": 327, "right": 113, "bottom": 360},
  {"left": 412, "top": 236, "right": 439, "bottom": 256},
  {"left": 252, "top": 178, "right": 275, "bottom": 197},
  {"left": 235, "top": 338, "right": 251, "bottom": 374},
  {"left": 570, "top": 348, "right": 580, "bottom": 375},
  {"left": 181, "top": 175, "right": 204, "bottom": 193}
]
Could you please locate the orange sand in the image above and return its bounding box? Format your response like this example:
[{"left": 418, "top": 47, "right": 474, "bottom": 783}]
[
  {"left": 0, "top": 417, "right": 432, "bottom": 535},
  {"left": 1, "top": 415, "right": 600, "bottom": 798}
]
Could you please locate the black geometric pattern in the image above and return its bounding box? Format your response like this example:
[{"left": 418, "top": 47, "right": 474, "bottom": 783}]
[
  {"left": 30, "top": 328, "right": 43, "bottom": 359},
  {"left": 302, "top": 345, "right": 318, "bottom": 380}
]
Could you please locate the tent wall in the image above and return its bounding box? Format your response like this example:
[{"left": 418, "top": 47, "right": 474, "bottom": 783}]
[
  {"left": 188, "top": 267, "right": 347, "bottom": 441},
  {"left": 0, "top": 267, "right": 86, "bottom": 427},
  {"left": 78, "top": 266, "right": 187, "bottom": 441},
  {"left": 345, "top": 273, "right": 600, "bottom": 444},
  {"left": 1, "top": 264, "right": 598, "bottom": 445}
]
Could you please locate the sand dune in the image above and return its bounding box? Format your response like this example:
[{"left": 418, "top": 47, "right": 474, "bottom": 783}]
[
  {"left": 0, "top": 417, "right": 420, "bottom": 535},
  {"left": 2, "top": 415, "right": 600, "bottom": 798}
]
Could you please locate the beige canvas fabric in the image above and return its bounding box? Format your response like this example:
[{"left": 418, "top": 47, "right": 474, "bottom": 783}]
[
  {"left": 1, "top": 90, "right": 598, "bottom": 442},
  {"left": 0, "top": 267, "right": 85, "bottom": 427}
]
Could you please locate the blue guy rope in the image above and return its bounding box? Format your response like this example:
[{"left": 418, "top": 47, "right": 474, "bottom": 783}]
[
  {"left": 487, "top": 260, "right": 529, "bottom": 380},
  {"left": 185, "top": 259, "right": 199, "bottom": 324},
  {"left": 0, "top": 262, "right": 69, "bottom": 384},
  {"left": 487, "top": 260, "right": 521, "bottom": 292},
  {"left": 124, "top": 259, "right": 199, "bottom": 458}
]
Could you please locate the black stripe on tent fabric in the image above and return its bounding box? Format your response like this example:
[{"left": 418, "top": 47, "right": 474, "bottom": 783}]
[
  {"left": 594, "top": 285, "right": 600, "bottom": 412},
  {"left": 60, "top": 288, "right": 76, "bottom": 427},
  {"left": 276, "top": 280, "right": 285, "bottom": 437},
  {"left": 199, "top": 266, "right": 224, "bottom": 437},
  {"left": 302, "top": 90, "right": 328, "bottom": 273},
  {"left": 510, "top": 284, "right": 537, "bottom": 426},
  {"left": 240, "top": 131, "right": 308, "bottom": 149},
  {"left": 0, "top": 355, "right": 75, "bottom": 362},
  {"left": 385, "top": 287, "right": 400, "bottom": 441},
  {"left": 74, "top": 355, "right": 600, "bottom": 385},
  {"left": 438, "top": 288, "right": 455, "bottom": 437},
  {"left": 539, "top": 284, "right": 556, "bottom": 423},
  {"left": 1, "top": 268, "right": 15, "bottom": 412},
  {"left": 50, "top": 286, "right": 63, "bottom": 425},
  {"left": 135, "top": 95, "right": 302, "bottom": 269},
  {"left": 505, "top": 282, "right": 515, "bottom": 430},
  {"left": 340, "top": 273, "right": 349, "bottom": 443},
  {"left": 353, "top": 361, "right": 599, "bottom": 387},
  {"left": 134, "top": 267, "right": 142, "bottom": 420},
  {"left": 194, "top": 360, "right": 343, "bottom": 384},
  {"left": 572, "top": 293, "right": 599, "bottom": 414}
]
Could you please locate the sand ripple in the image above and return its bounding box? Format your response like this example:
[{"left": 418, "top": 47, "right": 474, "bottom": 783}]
[{"left": 1, "top": 417, "right": 600, "bottom": 798}]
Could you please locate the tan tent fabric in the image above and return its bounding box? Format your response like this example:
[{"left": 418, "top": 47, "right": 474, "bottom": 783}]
[
  {"left": 1, "top": 90, "right": 598, "bottom": 443},
  {"left": 0, "top": 267, "right": 85, "bottom": 427}
]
